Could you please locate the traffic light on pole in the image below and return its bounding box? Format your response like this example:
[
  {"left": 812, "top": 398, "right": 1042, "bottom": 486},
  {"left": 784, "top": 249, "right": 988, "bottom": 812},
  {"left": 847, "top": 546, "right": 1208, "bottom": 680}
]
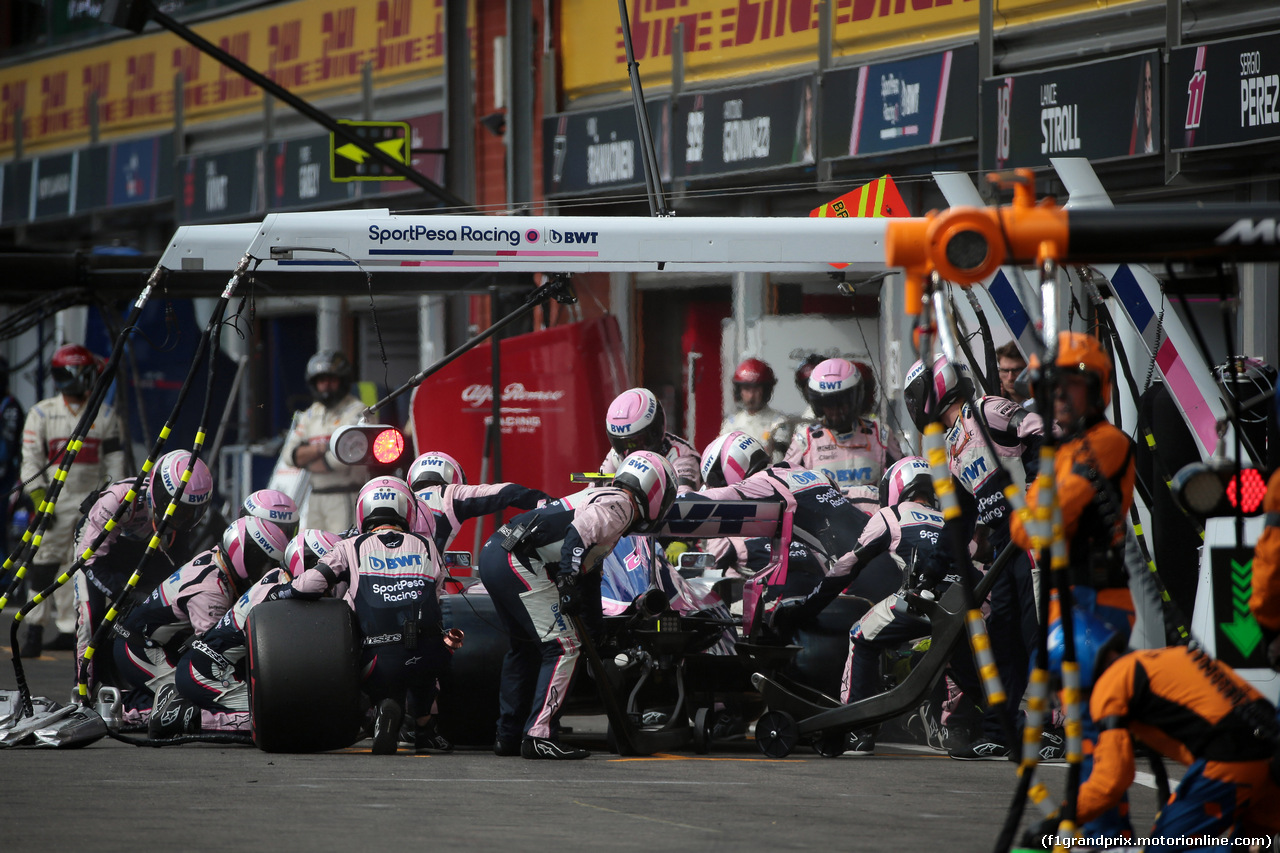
[
  {"left": 1170, "top": 460, "right": 1267, "bottom": 518},
  {"left": 330, "top": 424, "right": 406, "bottom": 466}
]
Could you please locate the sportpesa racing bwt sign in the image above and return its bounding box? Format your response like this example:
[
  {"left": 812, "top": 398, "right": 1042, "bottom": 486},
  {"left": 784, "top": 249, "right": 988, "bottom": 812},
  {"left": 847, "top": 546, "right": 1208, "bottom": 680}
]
[
  {"left": 360, "top": 220, "right": 599, "bottom": 253},
  {"left": 1169, "top": 31, "right": 1280, "bottom": 151},
  {"left": 981, "top": 50, "right": 1160, "bottom": 170}
]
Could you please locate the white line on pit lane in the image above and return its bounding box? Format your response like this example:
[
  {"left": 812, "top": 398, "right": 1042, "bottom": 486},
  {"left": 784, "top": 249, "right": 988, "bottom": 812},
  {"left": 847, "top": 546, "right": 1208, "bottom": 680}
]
[{"left": 1034, "top": 763, "right": 1160, "bottom": 790}]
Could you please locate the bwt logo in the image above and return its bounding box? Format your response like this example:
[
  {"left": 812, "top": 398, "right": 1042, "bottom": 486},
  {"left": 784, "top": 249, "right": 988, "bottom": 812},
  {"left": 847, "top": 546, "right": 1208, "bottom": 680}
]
[
  {"left": 367, "top": 554, "right": 423, "bottom": 570},
  {"left": 625, "top": 460, "right": 653, "bottom": 475},
  {"left": 835, "top": 467, "right": 872, "bottom": 483},
  {"left": 269, "top": 509, "right": 291, "bottom": 520},
  {"left": 371, "top": 490, "right": 400, "bottom": 501},
  {"left": 608, "top": 423, "right": 630, "bottom": 434},
  {"left": 547, "top": 228, "right": 599, "bottom": 245},
  {"left": 817, "top": 381, "right": 840, "bottom": 391},
  {"left": 961, "top": 457, "right": 988, "bottom": 482},
  {"left": 550, "top": 602, "right": 568, "bottom": 633}
]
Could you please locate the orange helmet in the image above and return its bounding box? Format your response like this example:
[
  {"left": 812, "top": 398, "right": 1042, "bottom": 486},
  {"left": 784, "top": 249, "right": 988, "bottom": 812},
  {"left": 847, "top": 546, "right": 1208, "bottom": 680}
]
[{"left": 1054, "top": 332, "right": 1112, "bottom": 409}]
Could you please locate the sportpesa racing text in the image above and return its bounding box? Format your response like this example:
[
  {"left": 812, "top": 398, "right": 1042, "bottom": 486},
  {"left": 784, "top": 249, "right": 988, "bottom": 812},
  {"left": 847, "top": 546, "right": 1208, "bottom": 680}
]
[{"left": 367, "top": 225, "right": 600, "bottom": 246}]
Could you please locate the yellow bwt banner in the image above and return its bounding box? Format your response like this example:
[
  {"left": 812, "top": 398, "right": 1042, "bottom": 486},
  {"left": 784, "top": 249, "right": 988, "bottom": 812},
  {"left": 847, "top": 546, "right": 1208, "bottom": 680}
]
[
  {"left": 562, "top": 0, "right": 1144, "bottom": 100},
  {"left": 0, "top": 0, "right": 445, "bottom": 156}
]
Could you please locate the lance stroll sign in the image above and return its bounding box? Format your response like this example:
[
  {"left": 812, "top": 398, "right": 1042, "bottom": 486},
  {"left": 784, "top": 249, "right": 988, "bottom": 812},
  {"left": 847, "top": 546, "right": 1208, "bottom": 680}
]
[{"left": 981, "top": 50, "right": 1160, "bottom": 170}]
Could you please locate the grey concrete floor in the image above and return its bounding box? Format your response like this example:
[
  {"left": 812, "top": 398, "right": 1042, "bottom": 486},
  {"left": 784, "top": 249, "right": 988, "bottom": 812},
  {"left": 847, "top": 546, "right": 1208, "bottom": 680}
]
[{"left": 2, "top": 646, "right": 1167, "bottom": 853}]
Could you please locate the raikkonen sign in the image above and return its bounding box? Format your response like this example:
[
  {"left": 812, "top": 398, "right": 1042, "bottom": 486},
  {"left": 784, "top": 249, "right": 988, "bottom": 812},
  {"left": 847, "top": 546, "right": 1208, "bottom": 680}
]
[{"left": 561, "top": 0, "right": 1146, "bottom": 101}]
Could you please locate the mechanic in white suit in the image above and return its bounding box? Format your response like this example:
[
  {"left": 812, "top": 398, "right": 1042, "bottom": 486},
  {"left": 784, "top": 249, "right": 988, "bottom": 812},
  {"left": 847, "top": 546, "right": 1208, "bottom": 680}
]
[
  {"left": 720, "top": 358, "right": 785, "bottom": 451},
  {"left": 20, "top": 344, "right": 124, "bottom": 657},
  {"left": 280, "top": 351, "right": 367, "bottom": 532}
]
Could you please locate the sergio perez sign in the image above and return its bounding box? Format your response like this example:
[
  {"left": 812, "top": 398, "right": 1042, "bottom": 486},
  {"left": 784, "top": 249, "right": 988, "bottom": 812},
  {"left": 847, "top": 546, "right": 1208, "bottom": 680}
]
[{"left": 1169, "top": 30, "right": 1280, "bottom": 151}]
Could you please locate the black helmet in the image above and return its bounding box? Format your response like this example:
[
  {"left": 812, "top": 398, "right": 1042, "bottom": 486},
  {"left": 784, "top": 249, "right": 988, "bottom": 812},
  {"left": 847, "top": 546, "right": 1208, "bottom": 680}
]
[{"left": 305, "top": 351, "right": 353, "bottom": 406}]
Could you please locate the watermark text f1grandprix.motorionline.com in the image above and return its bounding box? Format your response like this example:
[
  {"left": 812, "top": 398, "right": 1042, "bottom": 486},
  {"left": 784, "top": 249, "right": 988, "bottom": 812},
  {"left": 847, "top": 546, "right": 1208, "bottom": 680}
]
[{"left": 1042, "top": 835, "right": 1274, "bottom": 849}]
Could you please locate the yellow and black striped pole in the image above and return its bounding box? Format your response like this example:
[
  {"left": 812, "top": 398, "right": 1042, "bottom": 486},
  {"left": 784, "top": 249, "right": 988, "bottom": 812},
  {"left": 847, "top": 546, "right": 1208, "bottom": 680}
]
[
  {"left": 74, "top": 259, "right": 250, "bottom": 705},
  {"left": 0, "top": 269, "right": 163, "bottom": 614}
]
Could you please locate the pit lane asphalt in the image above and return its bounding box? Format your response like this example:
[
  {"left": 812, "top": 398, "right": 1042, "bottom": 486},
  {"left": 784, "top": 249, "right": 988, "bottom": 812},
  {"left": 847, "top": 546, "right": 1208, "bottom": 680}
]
[{"left": 4, "top": 648, "right": 1161, "bottom": 852}]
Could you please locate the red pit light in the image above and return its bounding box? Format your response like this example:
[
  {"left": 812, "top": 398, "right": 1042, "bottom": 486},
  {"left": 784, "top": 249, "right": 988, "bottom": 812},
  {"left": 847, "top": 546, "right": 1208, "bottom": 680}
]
[
  {"left": 1226, "top": 468, "right": 1267, "bottom": 514},
  {"left": 372, "top": 428, "right": 405, "bottom": 464}
]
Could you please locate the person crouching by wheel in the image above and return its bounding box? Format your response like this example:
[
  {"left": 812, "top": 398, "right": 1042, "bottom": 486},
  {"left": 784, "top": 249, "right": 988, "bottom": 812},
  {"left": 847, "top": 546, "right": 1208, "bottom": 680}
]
[
  {"left": 273, "top": 477, "right": 462, "bottom": 756},
  {"left": 479, "top": 451, "right": 677, "bottom": 760},
  {"left": 151, "top": 529, "right": 342, "bottom": 741},
  {"left": 113, "top": 516, "right": 289, "bottom": 720}
]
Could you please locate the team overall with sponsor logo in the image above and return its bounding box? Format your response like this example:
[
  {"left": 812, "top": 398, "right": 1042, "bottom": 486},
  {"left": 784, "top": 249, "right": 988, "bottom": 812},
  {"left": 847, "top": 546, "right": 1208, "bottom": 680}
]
[
  {"left": 72, "top": 480, "right": 172, "bottom": 687},
  {"left": 839, "top": 500, "right": 966, "bottom": 704},
  {"left": 113, "top": 550, "right": 236, "bottom": 697},
  {"left": 477, "top": 487, "right": 638, "bottom": 743},
  {"left": 784, "top": 418, "right": 901, "bottom": 491},
  {"left": 946, "top": 396, "right": 1045, "bottom": 748},
  {"left": 285, "top": 529, "right": 451, "bottom": 719},
  {"left": 692, "top": 463, "right": 870, "bottom": 620}
]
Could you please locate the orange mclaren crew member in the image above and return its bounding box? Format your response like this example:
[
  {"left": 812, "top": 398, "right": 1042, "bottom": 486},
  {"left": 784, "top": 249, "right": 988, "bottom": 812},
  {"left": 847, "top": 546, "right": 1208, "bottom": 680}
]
[
  {"left": 1010, "top": 332, "right": 1136, "bottom": 622},
  {"left": 1026, "top": 608, "right": 1280, "bottom": 848}
]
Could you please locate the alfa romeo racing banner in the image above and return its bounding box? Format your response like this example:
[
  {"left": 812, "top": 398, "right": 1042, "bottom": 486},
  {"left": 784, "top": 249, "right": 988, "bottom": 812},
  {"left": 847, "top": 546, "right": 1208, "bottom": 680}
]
[
  {"left": 410, "top": 315, "right": 627, "bottom": 533},
  {"left": 981, "top": 50, "right": 1160, "bottom": 170},
  {"left": 674, "top": 75, "right": 816, "bottom": 179},
  {"left": 1168, "top": 31, "right": 1280, "bottom": 151},
  {"left": 822, "top": 44, "right": 977, "bottom": 160}
]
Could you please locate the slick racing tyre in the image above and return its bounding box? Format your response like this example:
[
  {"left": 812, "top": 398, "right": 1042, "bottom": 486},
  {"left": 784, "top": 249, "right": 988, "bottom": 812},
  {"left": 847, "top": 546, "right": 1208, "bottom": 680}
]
[{"left": 247, "top": 599, "right": 362, "bottom": 753}]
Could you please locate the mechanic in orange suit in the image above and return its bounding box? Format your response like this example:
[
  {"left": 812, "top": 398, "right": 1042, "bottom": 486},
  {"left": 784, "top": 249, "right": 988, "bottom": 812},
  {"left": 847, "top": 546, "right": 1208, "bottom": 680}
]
[
  {"left": 1026, "top": 608, "right": 1280, "bottom": 850},
  {"left": 1010, "top": 332, "right": 1136, "bottom": 624}
]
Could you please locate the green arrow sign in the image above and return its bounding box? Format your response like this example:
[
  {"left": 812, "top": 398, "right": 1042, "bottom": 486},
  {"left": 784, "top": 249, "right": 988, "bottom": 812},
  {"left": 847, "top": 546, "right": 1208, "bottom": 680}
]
[{"left": 1218, "top": 556, "right": 1264, "bottom": 660}]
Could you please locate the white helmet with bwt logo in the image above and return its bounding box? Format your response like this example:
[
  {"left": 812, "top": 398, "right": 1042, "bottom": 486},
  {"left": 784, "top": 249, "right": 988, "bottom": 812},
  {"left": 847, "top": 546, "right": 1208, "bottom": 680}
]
[
  {"left": 356, "top": 477, "right": 417, "bottom": 532},
  {"left": 612, "top": 451, "right": 677, "bottom": 531},
  {"left": 700, "top": 431, "right": 770, "bottom": 488},
  {"left": 284, "top": 529, "right": 343, "bottom": 577},
  {"left": 242, "top": 489, "right": 299, "bottom": 536},
  {"left": 150, "top": 450, "right": 214, "bottom": 531},
  {"left": 408, "top": 451, "right": 466, "bottom": 490},
  {"left": 604, "top": 388, "right": 666, "bottom": 457},
  {"left": 221, "top": 517, "right": 290, "bottom": 588}
]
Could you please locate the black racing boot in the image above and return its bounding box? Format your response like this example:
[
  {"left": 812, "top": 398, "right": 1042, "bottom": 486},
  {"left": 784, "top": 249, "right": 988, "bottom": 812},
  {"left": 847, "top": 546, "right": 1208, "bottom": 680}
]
[
  {"left": 149, "top": 685, "right": 201, "bottom": 739},
  {"left": 494, "top": 737, "right": 522, "bottom": 756},
  {"left": 521, "top": 736, "right": 589, "bottom": 760},
  {"left": 371, "top": 699, "right": 404, "bottom": 755},
  {"left": 414, "top": 718, "right": 453, "bottom": 754}
]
